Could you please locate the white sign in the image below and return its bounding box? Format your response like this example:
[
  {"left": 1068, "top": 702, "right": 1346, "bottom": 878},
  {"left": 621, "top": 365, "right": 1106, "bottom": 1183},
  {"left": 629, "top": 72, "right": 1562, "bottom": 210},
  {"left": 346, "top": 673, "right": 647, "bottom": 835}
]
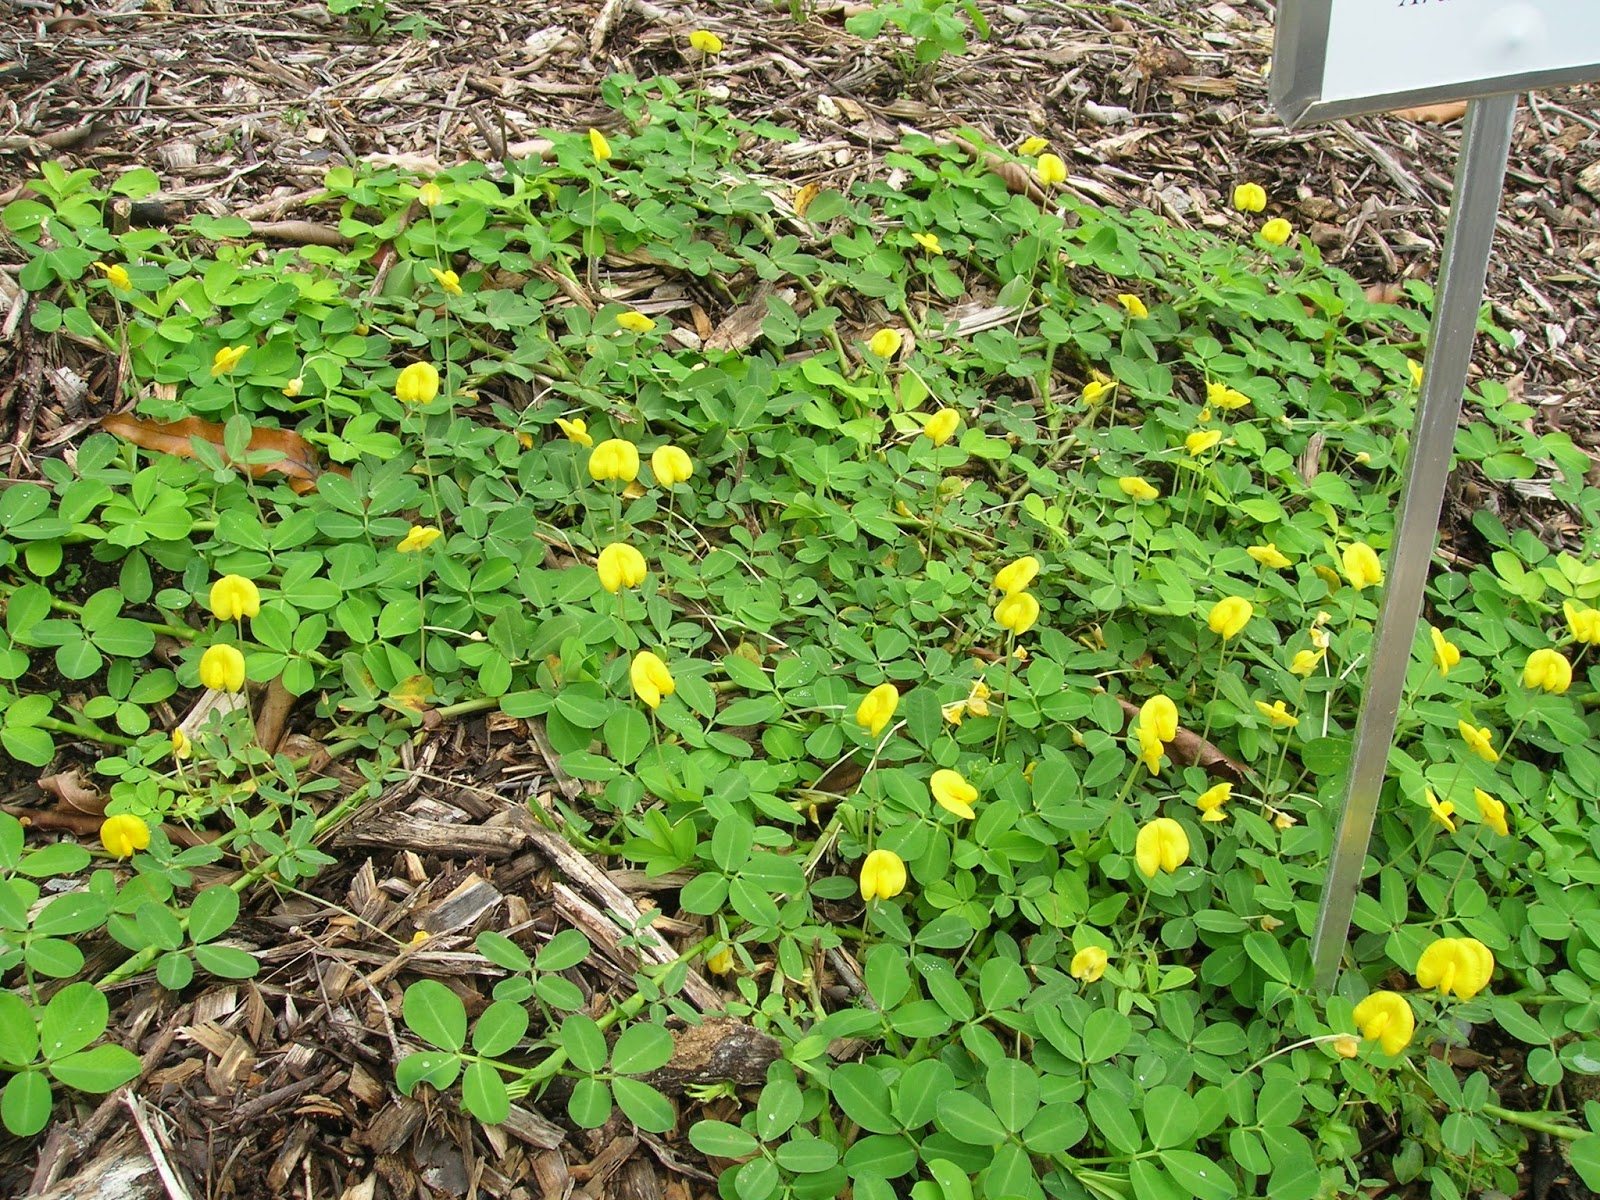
[{"left": 1274, "top": 0, "right": 1600, "bottom": 125}]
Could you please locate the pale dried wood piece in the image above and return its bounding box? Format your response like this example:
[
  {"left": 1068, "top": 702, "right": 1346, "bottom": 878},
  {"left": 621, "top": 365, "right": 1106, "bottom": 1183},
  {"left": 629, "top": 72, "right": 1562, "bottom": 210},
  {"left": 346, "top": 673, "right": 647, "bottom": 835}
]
[
  {"left": 498, "top": 1104, "right": 565, "bottom": 1150},
  {"left": 335, "top": 813, "right": 526, "bottom": 858},
  {"left": 416, "top": 872, "right": 503, "bottom": 935},
  {"left": 32, "top": 1131, "right": 162, "bottom": 1200},
  {"left": 123, "top": 1094, "right": 197, "bottom": 1200}
]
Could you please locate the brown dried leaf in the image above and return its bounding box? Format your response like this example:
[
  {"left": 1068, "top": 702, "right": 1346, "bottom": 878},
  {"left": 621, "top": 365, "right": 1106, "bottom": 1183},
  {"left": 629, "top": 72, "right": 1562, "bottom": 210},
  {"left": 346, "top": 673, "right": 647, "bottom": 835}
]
[
  {"left": 38, "top": 770, "right": 106, "bottom": 816},
  {"left": 1390, "top": 100, "right": 1469, "bottom": 124},
  {"left": 101, "top": 413, "right": 342, "bottom": 495}
]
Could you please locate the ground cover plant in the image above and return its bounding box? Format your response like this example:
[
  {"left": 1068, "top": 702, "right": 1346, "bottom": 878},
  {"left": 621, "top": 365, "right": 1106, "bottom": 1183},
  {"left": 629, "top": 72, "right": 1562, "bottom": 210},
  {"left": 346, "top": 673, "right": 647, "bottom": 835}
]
[{"left": 7, "top": 63, "right": 1600, "bottom": 1200}]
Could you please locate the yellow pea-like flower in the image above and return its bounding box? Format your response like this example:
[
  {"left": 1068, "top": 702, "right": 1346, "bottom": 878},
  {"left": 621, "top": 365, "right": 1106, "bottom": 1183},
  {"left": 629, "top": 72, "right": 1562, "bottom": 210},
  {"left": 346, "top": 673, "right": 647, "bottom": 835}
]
[
  {"left": 1213, "top": 387, "right": 1251, "bottom": 411},
  {"left": 855, "top": 683, "right": 900, "bottom": 738},
  {"left": 208, "top": 575, "right": 261, "bottom": 621},
  {"left": 1426, "top": 788, "right": 1456, "bottom": 833},
  {"left": 994, "top": 591, "right": 1041, "bottom": 636},
  {"left": 100, "top": 814, "right": 152, "bottom": 860},
  {"left": 1208, "top": 596, "right": 1252, "bottom": 640},
  {"left": 930, "top": 769, "right": 978, "bottom": 820},
  {"left": 1458, "top": 721, "right": 1500, "bottom": 764},
  {"left": 171, "top": 729, "right": 192, "bottom": 761},
  {"left": 1134, "top": 817, "right": 1189, "bottom": 878},
  {"left": 1035, "top": 153, "right": 1068, "bottom": 187},
  {"left": 1116, "top": 294, "right": 1149, "bottom": 319},
  {"left": 555, "top": 417, "right": 593, "bottom": 447},
  {"left": 596, "top": 543, "right": 648, "bottom": 593},
  {"left": 615, "top": 310, "right": 656, "bottom": 333},
  {"left": 1185, "top": 429, "right": 1221, "bottom": 456},
  {"left": 1352, "top": 991, "right": 1415, "bottom": 1055},
  {"left": 706, "top": 946, "right": 734, "bottom": 975},
  {"left": 652, "top": 445, "right": 694, "bottom": 487},
  {"left": 1474, "top": 788, "right": 1509, "bottom": 837},
  {"left": 1430, "top": 626, "right": 1461, "bottom": 675},
  {"left": 1195, "top": 782, "right": 1231, "bottom": 822},
  {"left": 430, "top": 267, "right": 463, "bottom": 296},
  {"left": 199, "top": 644, "right": 246, "bottom": 692},
  {"left": 588, "top": 438, "right": 641, "bottom": 483},
  {"left": 1248, "top": 543, "right": 1291, "bottom": 569},
  {"left": 1260, "top": 217, "right": 1293, "bottom": 246},
  {"left": 211, "top": 344, "right": 249, "bottom": 377},
  {"left": 588, "top": 128, "right": 611, "bottom": 162},
  {"left": 1081, "top": 379, "right": 1114, "bottom": 404},
  {"left": 1139, "top": 694, "right": 1178, "bottom": 743},
  {"left": 398, "top": 525, "right": 443, "bottom": 553},
  {"left": 993, "top": 555, "right": 1039, "bottom": 595},
  {"left": 1342, "top": 542, "right": 1384, "bottom": 591},
  {"left": 395, "top": 361, "right": 441, "bottom": 405},
  {"left": 1255, "top": 699, "right": 1298, "bottom": 728},
  {"left": 1070, "top": 945, "right": 1108, "bottom": 982},
  {"left": 1136, "top": 722, "right": 1165, "bottom": 775},
  {"left": 859, "top": 848, "right": 907, "bottom": 901},
  {"left": 1415, "top": 936, "right": 1494, "bottom": 1000},
  {"left": 1231, "top": 182, "right": 1267, "bottom": 213},
  {"left": 93, "top": 261, "right": 132, "bottom": 290},
  {"left": 1564, "top": 601, "right": 1600, "bottom": 646},
  {"left": 912, "top": 232, "right": 943, "bottom": 255},
  {"left": 1018, "top": 136, "right": 1049, "bottom": 156},
  {"left": 1289, "top": 648, "right": 1324, "bottom": 677},
  {"left": 868, "top": 328, "right": 904, "bottom": 359},
  {"left": 1524, "top": 647, "right": 1573, "bottom": 695},
  {"left": 921, "top": 408, "right": 960, "bottom": 447},
  {"left": 629, "top": 651, "right": 676, "bottom": 709},
  {"left": 1118, "top": 476, "right": 1159, "bottom": 502},
  {"left": 688, "top": 29, "right": 724, "bottom": 53},
  {"left": 417, "top": 181, "right": 444, "bottom": 208}
]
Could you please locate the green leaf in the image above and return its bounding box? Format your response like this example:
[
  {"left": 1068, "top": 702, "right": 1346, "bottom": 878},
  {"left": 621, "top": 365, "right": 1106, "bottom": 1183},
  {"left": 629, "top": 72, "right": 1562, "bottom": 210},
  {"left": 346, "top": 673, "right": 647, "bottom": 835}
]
[
  {"left": 568, "top": 1076, "right": 613, "bottom": 1128},
  {"left": 1, "top": 1071, "right": 52, "bottom": 1136},
  {"left": 927, "top": 1158, "right": 974, "bottom": 1200},
  {"left": 1143, "top": 1085, "right": 1198, "bottom": 1149},
  {"left": 1570, "top": 1135, "right": 1600, "bottom": 1192},
  {"left": 611, "top": 1022, "right": 673, "bottom": 1075},
  {"left": 935, "top": 1089, "right": 1007, "bottom": 1146},
  {"left": 24, "top": 937, "right": 84, "bottom": 980},
  {"left": 475, "top": 930, "right": 533, "bottom": 973},
  {"left": 192, "top": 944, "right": 260, "bottom": 979},
  {"left": 985, "top": 1058, "right": 1039, "bottom": 1134},
  {"left": 830, "top": 1062, "right": 898, "bottom": 1134},
  {"left": 40, "top": 983, "right": 108, "bottom": 1060},
  {"left": 396, "top": 1051, "right": 461, "bottom": 1095},
  {"left": 48, "top": 1044, "right": 141, "bottom": 1093},
  {"left": 18, "top": 842, "right": 90, "bottom": 878},
  {"left": 156, "top": 951, "right": 194, "bottom": 990},
  {"left": 0, "top": 992, "right": 39, "bottom": 1066},
  {"left": 402, "top": 979, "right": 468, "bottom": 1052},
  {"left": 560, "top": 1013, "right": 608, "bottom": 1073},
  {"left": 461, "top": 1060, "right": 510, "bottom": 1125},
  {"left": 775, "top": 1135, "right": 840, "bottom": 1173},
  {"left": 535, "top": 928, "right": 591, "bottom": 972},
  {"left": 187, "top": 886, "right": 240, "bottom": 944},
  {"left": 1088, "top": 1089, "right": 1144, "bottom": 1154},
  {"left": 733, "top": 1156, "right": 781, "bottom": 1200},
  {"left": 1159, "top": 1149, "right": 1237, "bottom": 1200},
  {"left": 689, "top": 1120, "right": 761, "bottom": 1159},
  {"left": 471, "top": 1001, "right": 529, "bottom": 1058},
  {"left": 612, "top": 1076, "right": 676, "bottom": 1132}
]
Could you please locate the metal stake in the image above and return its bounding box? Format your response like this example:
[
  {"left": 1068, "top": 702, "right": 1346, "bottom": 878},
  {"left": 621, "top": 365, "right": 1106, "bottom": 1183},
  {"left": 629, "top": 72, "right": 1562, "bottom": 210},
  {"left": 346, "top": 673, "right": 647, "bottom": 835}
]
[{"left": 1310, "top": 93, "right": 1519, "bottom": 991}]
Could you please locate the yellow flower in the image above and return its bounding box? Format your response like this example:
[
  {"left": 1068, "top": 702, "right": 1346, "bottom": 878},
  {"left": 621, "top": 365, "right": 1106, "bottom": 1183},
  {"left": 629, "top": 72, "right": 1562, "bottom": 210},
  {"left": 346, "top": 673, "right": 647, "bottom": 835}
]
[
  {"left": 1342, "top": 542, "right": 1384, "bottom": 591},
  {"left": 1429, "top": 626, "right": 1461, "bottom": 675},
  {"left": 615, "top": 310, "right": 656, "bottom": 334},
  {"left": 211, "top": 344, "right": 249, "bottom": 377},
  {"left": 588, "top": 438, "right": 641, "bottom": 483},
  {"left": 100, "top": 814, "right": 151, "bottom": 860},
  {"left": 1474, "top": 788, "right": 1509, "bottom": 837},
  {"left": 860, "top": 848, "right": 907, "bottom": 901},
  {"left": 1136, "top": 722, "right": 1165, "bottom": 775},
  {"left": 1425, "top": 788, "right": 1456, "bottom": 833},
  {"left": 856, "top": 683, "right": 899, "bottom": 737},
  {"left": 555, "top": 417, "right": 594, "bottom": 447},
  {"left": 994, "top": 555, "right": 1039, "bottom": 595},
  {"left": 1260, "top": 218, "right": 1293, "bottom": 246},
  {"left": 1524, "top": 647, "right": 1573, "bottom": 694},
  {"left": 398, "top": 525, "right": 443, "bottom": 553},
  {"left": 1195, "top": 782, "right": 1231, "bottom": 822},
  {"left": 1208, "top": 596, "right": 1252, "bottom": 640},
  {"left": 1255, "top": 699, "right": 1298, "bottom": 729},
  {"left": 208, "top": 575, "right": 261, "bottom": 621},
  {"left": 921, "top": 408, "right": 960, "bottom": 446},
  {"left": 706, "top": 946, "right": 734, "bottom": 975},
  {"left": 1018, "top": 136, "right": 1049, "bottom": 156},
  {"left": 1408, "top": 359, "right": 1424, "bottom": 389},
  {"left": 417, "top": 181, "right": 444, "bottom": 208},
  {"left": 395, "top": 361, "right": 441, "bottom": 405},
  {"left": 1116, "top": 294, "right": 1149, "bottom": 319},
  {"left": 941, "top": 699, "right": 967, "bottom": 726},
  {"left": 93, "top": 261, "right": 132, "bottom": 290},
  {"left": 1458, "top": 721, "right": 1500, "bottom": 764},
  {"left": 199, "top": 644, "right": 246, "bottom": 692},
  {"left": 1213, "top": 387, "right": 1251, "bottom": 411},
  {"left": 1353, "top": 991, "right": 1415, "bottom": 1056},
  {"left": 868, "top": 328, "right": 904, "bottom": 359},
  {"left": 652, "top": 444, "right": 694, "bottom": 487},
  {"left": 1070, "top": 946, "right": 1108, "bottom": 983},
  {"left": 630, "top": 651, "right": 676, "bottom": 709},
  {"left": 588, "top": 127, "right": 611, "bottom": 162},
  {"left": 1272, "top": 810, "right": 1297, "bottom": 831},
  {"left": 430, "top": 267, "right": 463, "bottom": 296},
  {"left": 1139, "top": 694, "right": 1178, "bottom": 744},
  {"left": 171, "top": 729, "right": 192, "bottom": 761},
  {"left": 930, "top": 769, "right": 978, "bottom": 820},
  {"left": 1231, "top": 182, "right": 1267, "bottom": 213},
  {"left": 1416, "top": 936, "right": 1494, "bottom": 1000},
  {"left": 965, "top": 680, "right": 990, "bottom": 717},
  {"left": 1333, "top": 1035, "right": 1361, "bottom": 1059},
  {"left": 1035, "top": 153, "right": 1068, "bottom": 187},
  {"left": 994, "top": 591, "right": 1041, "bottom": 636},
  {"left": 1134, "top": 817, "right": 1190, "bottom": 878},
  {"left": 1565, "top": 601, "right": 1600, "bottom": 646},
  {"left": 1248, "top": 543, "right": 1291, "bottom": 569},
  {"left": 597, "top": 543, "right": 648, "bottom": 593},
  {"left": 1081, "top": 379, "right": 1114, "bottom": 404},
  {"left": 688, "top": 29, "right": 724, "bottom": 53},
  {"left": 282, "top": 377, "right": 304, "bottom": 398},
  {"left": 1289, "top": 648, "right": 1324, "bottom": 677},
  {"left": 1118, "top": 476, "right": 1159, "bottom": 502},
  {"left": 912, "top": 231, "right": 944, "bottom": 255},
  {"left": 1185, "top": 429, "right": 1221, "bottom": 456}
]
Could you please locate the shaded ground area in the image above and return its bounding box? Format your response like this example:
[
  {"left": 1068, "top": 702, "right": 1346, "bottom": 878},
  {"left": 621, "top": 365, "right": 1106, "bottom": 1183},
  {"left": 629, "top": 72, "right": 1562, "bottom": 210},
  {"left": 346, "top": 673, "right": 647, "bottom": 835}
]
[{"left": 3, "top": 0, "right": 1600, "bottom": 1196}]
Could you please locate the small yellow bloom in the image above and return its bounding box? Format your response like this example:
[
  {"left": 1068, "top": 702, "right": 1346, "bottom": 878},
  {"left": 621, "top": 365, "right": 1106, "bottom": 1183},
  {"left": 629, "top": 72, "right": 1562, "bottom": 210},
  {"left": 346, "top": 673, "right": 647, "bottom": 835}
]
[
  {"left": 1139, "top": 695, "right": 1178, "bottom": 744},
  {"left": 555, "top": 417, "right": 594, "bottom": 447},
  {"left": 398, "top": 525, "right": 443, "bottom": 553},
  {"left": 1248, "top": 543, "right": 1292, "bottom": 570},
  {"left": 1425, "top": 788, "right": 1456, "bottom": 833},
  {"left": 1070, "top": 945, "right": 1108, "bottom": 983},
  {"left": 211, "top": 344, "right": 249, "bottom": 377},
  {"left": 100, "top": 814, "right": 152, "bottom": 860},
  {"left": 965, "top": 680, "right": 990, "bottom": 717},
  {"left": 417, "top": 181, "right": 444, "bottom": 208},
  {"left": 1135, "top": 817, "right": 1190, "bottom": 878},
  {"left": 171, "top": 729, "right": 192, "bottom": 761},
  {"left": 1214, "top": 387, "right": 1250, "bottom": 411},
  {"left": 994, "top": 591, "right": 1041, "bottom": 636},
  {"left": 1195, "top": 782, "right": 1231, "bottom": 822},
  {"left": 1408, "top": 359, "right": 1424, "bottom": 390},
  {"left": 1430, "top": 626, "right": 1461, "bottom": 676},
  {"left": 1136, "top": 722, "right": 1165, "bottom": 775},
  {"left": 1272, "top": 809, "right": 1297, "bottom": 831},
  {"left": 1185, "top": 429, "right": 1222, "bottom": 456},
  {"left": 1474, "top": 788, "right": 1509, "bottom": 837},
  {"left": 630, "top": 651, "right": 676, "bottom": 709},
  {"left": 1116, "top": 294, "right": 1149, "bottom": 319},
  {"left": 1231, "top": 182, "right": 1267, "bottom": 213},
  {"left": 1081, "top": 379, "right": 1114, "bottom": 404},
  {"left": 430, "top": 267, "right": 463, "bottom": 296},
  {"left": 1118, "top": 476, "right": 1159, "bottom": 502},
  {"left": 856, "top": 683, "right": 899, "bottom": 737},
  {"left": 994, "top": 555, "right": 1039, "bottom": 595},
  {"left": 1524, "top": 647, "right": 1573, "bottom": 694},
  {"left": 652, "top": 444, "right": 694, "bottom": 487},
  {"left": 941, "top": 699, "right": 967, "bottom": 726},
  {"left": 859, "top": 848, "right": 907, "bottom": 901},
  {"left": 1416, "top": 936, "right": 1494, "bottom": 1000},
  {"left": 1018, "top": 136, "right": 1049, "bottom": 156},
  {"left": 1353, "top": 991, "right": 1415, "bottom": 1056},
  {"left": 1260, "top": 218, "right": 1293, "bottom": 246},
  {"left": 589, "top": 438, "right": 642, "bottom": 483},
  {"left": 1458, "top": 721, "right": 1500, "bottom": 764},
  {"left": 1208, "top": 596, "right": 1252, "bottom": 640},
  {"left": 706, "top": 946, "right": 734, "bottom": 975},
  {"left": 395, "top": 361, "right": 441, "bottom": 405},
  {"left": 93, "top": 261, "right": 132, "bottom": 290},
  {"left": 615, "top": 310, "right": 656, "bottom": 334},
  {"left": 1565, "top": 601, "right": 1600, "bottom": 646},
  {"left": 921, "top": 408, "right": 960, "bottom": 446},
  {"left": 282, "top": 377, "right": 304, "bottom": 398},
  {"left": 1342, "top": 542, "right": 1384, "bottom": 591},
  {"left": 199, "top": 644, "right": 246, "bottom": 692},
  {"left": 1289, "top": 648, "right": 1324, "bottom": 677},
  {"left": 588, "top": 128, "right": 612, "bottom": 162},
  {"left": 930, "top": 769, "right": 978, "bottom": 820},
  {"left": 688, "top": 29, "right": 724, "bottom": 53},
  {"left": 868, "top": 328, "right": 904, "bottom": 359},
  {"left": 1333, "top": 1035, "right": 1361, "bottom": 1059},
  {"left": 1035, "top": 153, "right": 1068, "bottom": 187},
  {"left": 1255, "top": 699, "right": 1298, "bottom": 729},
  {"left": 597, "top": 542, "right": 648, "bottom": 593},
  {"left": 912, "top": 232, "right": 943, "bottom": 255},
  {"left": 208, "top": 575, "right": 261, "bottom": 621}
]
